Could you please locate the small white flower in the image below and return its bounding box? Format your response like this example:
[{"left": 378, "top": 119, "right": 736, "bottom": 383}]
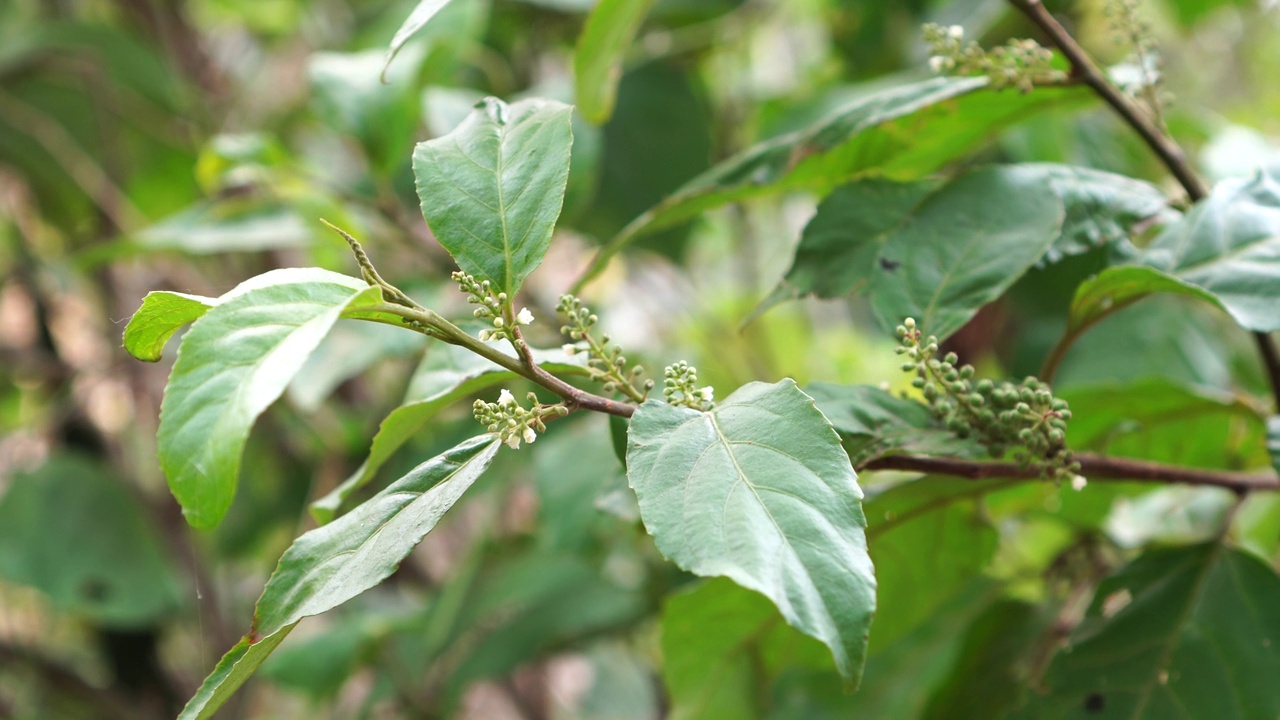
[
  {"left": 522, "top": 426, "right": 537, "bottom": 445},
  {"left": 1071, "top": 474, "right": 1088, "bottom": 491},
  {"left": 929, "top": 56, "right": 947, "bottom": 73},
  {"left": 478, "top": 329, "right": 493, "bottom": 341},
  {"left": 517, "top": 307, "right": 535, "bottom": 325},
  {"left": 948, "top": 24, "right": 964, "bottom": 39},
  {"left": 504, "top": 433, "right": 522, "bottom": 449},
  {"left": 498, "top": 389, "right": 516, "bottom": 406},
  {"left": 698, "top": 386, "right": 714, "bottom": 403},
  {"left": 562, "top": 343, "right": 577, "bottom": 356}
]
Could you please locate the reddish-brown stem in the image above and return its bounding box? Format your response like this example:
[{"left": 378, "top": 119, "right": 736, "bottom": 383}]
[{"left": 862, "top": 453, "right": 1278, "bottom": 493}]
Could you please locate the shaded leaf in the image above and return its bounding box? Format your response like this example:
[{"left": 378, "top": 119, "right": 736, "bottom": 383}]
[
  {"left": 578, "top": 77, "right": 1089, "bottom": 286},
  {"left": 574, "top": 0, "right": 658, "bottom": 124},
  {"left": 182, "top": 436, "right": 499, "bottom": 719},
  {"left": 804, "top": 382, "right": 978, "bottom": 465},
  {"left": 1013, "top": 544, "right": 1280, "bottom": 719},
  {"left": 158, "top": 269, "right": 379, "bottom": 528},
  {"left": 413, "top": 97, "right": 573, "bottom": 297},
  {"left": 123, "top": 290, "right": 216, "bottom": 362},
  {"left": 761, "top": 166, "right": 1064, "bottom": 340},
  {"left": 136, "top": 199, "right": 310, "bottom": 254},
  {"left": 0, "top": 455, "right": 183, "bottom": 627},
  {"left": 1064, "top": 266, "right": 1223, "bottom": 348},
  {"left": 626, "top": 379, "right": 875, "bottom": 683},
  {"left": 1031, "top": 163, "right": 1175, "bottom": 263}
]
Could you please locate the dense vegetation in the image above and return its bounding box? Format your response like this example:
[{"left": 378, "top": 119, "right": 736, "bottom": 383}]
[{"left": 2, "top": 0, "right": 1280, "bottom": 718}]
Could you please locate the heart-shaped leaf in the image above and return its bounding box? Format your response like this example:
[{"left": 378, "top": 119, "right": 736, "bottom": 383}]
[
  {"left": 626, "top": 379, "right": 876, "bottom": 684},
  {"left": 413, "top": 97, "right": 573, "bottom": 297}
]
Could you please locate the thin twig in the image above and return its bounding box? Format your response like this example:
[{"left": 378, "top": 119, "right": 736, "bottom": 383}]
[
  {"left": 861, "top": 453, "right": 1278, "bottom": 493},
  {"left": 1012, "top": 0, "right": 1280, "bottom": 409}
]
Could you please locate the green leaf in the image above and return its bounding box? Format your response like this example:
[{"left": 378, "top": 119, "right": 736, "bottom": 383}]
[
  {"left": 136, "top": 199, "right": 310, "bottom": 254},
  {"left": 626, "top": 379, "right": 876, "bottom": 684},
  {"left": 661, "top": 578, "right": 834, "bottom": 720},
  {"left": 123, "top": 290, "right": 216, "bottom": 362},
  {"left": 309, "top": 342, "right": 585, "bottom": 524},
  {"left": 0, "top": 454, "right": 183, "bottom": 627},
  {"left": 1269, "top": 416, "right": 1280, "bottom": 475},
  {"left": 382, "top": 0, "right": 456, "bottom": 81},
  {"left": 864, "top": 477, "right": 1003, "bottom": 650},
  {"left": 578, "top": 78, "right": 1089, "bottom": 287},
  {"left": 158, "top": 268, "right": 380, "bottom": 528},
  {"left": 413, "top": 97, "right": 573, "bottom": 297},
  {"left": 1013, "top": 543, "right": 1280, "bottom": 719},
  {"left": 181, "top": 435, "right": 499, "bottom": 719},
  {"left": 573, "top": 0, "right": 657, "bottom": 124},
  {"left": 921, "top": 600, "right": 1046, "bottom": 720},
  {"left": 178, "top": 624, "right": 297, "bottom": 720},
  {"left": 1064, "top": 266, "right": 1224, "bottom": 348},
  {"left": 761, "top": 166, "right": 1064, "bottom": 340},
  {"left": 804, "top": 382, "right": 978, "bottom": 465},
  {"left": 285, "top": 321, "right": 427, "bottom": 413},
  {"left": 1138, "top": 171, "right": 1280, "bottom": 331}
]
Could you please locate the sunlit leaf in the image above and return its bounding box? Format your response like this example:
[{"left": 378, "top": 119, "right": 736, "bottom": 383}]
[
  {"left": 382, "top": 0, "right": 456, "bottom": 80},
  {"left": 627, "top": 379, "right": 875, "bottom": 684},
  {"left": 123, "top": 290, "right": 216, "bottom": 362},
  {"left": 158, "top": 268, "right": 379, "bottom": 528},
  {"left": 413, "top": 97, "right": 573, "bottom": 297}
]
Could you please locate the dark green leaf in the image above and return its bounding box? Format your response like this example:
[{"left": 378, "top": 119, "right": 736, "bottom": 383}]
[
  {"left": 579, "top": 78, "right": 1089, "bottom": 286},
  {"left": 413, "top": 97, "right": 573, "bottom": 297},
  {"left": 804, "top": 382, "right": 978, "bottom": 465},
  {"left": 158, "top": 269, "right": 380, "bottom": 528},
  {"left": 921, "top": 600, "right": 1046, "bottom": 720},
  {"left": 1138, "top": 172, "right": 1280, "bottom": 332},
  {"left": 761, "top": 166, "right": 1064, "bottom": 340},
  {"left": 627, "top": 379, "right": 875, "bottom": 684},
  {"left": 0, "top": 454, "right": 182, "bottom": 627},
  {"left": 574, "top": 0, "right": 658, "bottom": 124},
  {"left": 123, "top": 290, "right": 215, "bottom": 362},
  {"left": 382, "top": 0, "right": 456, "bottom": 80},
  {"left": 1014, "top": 544, "right": 1280, "bottom": 719},
  {"left": 1030, "top": 163, "right": 1175, "bottom": 263}
]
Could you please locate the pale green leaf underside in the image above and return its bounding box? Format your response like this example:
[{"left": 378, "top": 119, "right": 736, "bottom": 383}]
[
  {"left": 626, "top": 379, "right": 876, "bottom": 684},
  {"left": 123, "top": 290, "right": 216, "bottom": 362},
  {"left": 1067, "top": 265, "right": 1223, "bottom": 339},
  {"left": 413, "top": 97, "right": 573, "bottom": 297},
  {"left": 158, "top": 268, "right": 379, "bottom": 528},
  {"left": 573, "top": 0, "right": 657, "bottom": 124},
  {"left": 181, "top": 436, "right": 499, "bottom": 719},
  {"left": 1014, "top": 544, "right": 1280, "bottom": 719}
]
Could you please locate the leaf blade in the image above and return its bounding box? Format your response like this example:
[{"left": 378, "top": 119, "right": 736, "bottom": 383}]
[
  {"left": 626, "top": 379, "right": 876, "bottom": 684},
  {"left": 382, "top": 0, "right": 455, "bottom": 81},
  {"left": 573, "top": 0, "right": 658, "bottom": 124},
  {"left": 123, "top": 290, "right": 216, "bottom": 362},
  {"left": 157, "top": 268, "right": 378, "bottom": 528},
  {"left": 413, "top": 97, "right": 573, "bottom": 297}
]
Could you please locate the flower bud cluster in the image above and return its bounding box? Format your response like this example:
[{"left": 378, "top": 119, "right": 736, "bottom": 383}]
[
  {"left": 662, "top": 361, "right": 714, "bottom": 412},
  {"left": 895, "top": 318, "right": 1080, "bottom": 481},
  {"left": 922, "top": 23, "right": 1066, "bottom": 93},
  {"left": 473, "top": 388, "right": 568, "bottom": 450},
  {"left": 556, "top": 294, "right": 651, "bottom": 402},
  {"left": 451, "top": 271, "right": 532, "bottom": 342}
]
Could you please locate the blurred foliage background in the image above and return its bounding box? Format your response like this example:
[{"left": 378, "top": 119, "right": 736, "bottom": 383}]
[{"left": 1, "top": 0, "right": 1279, "bottom": 717}]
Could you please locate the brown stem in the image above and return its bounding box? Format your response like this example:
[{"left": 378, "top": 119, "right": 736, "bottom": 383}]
[
  {"left": 861, "top": 453, "right": 1278, "bottom": 493},
  {"left": 511, "top": 326, "right": 637, "bottom": 418},
  {"left": 1011, "top": 0, "right": 1208, "bottom": 200}
]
